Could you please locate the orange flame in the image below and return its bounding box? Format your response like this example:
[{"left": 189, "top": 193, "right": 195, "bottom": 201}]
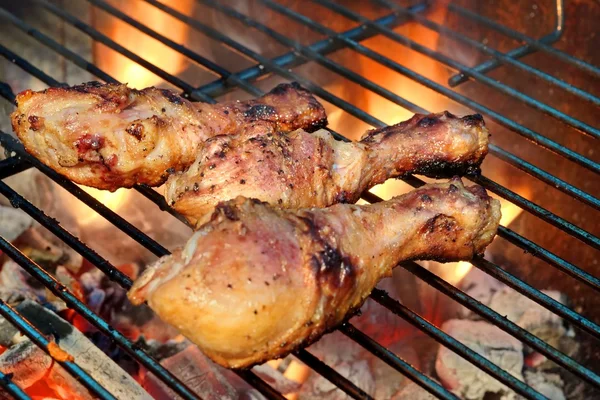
[{"left": 93, "top": 0, "right": 194, "bottom": 88}]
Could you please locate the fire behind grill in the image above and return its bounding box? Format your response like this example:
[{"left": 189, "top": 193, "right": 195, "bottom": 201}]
[{"left": 0, "top": 0, "right": 598, "bottom": 399}]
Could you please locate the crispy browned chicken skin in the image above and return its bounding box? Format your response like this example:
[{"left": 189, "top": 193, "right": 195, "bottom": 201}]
[
  {"left": 11, "top": 81, "right": 326, "bottom": 190},
  {"left": 166, "top": 111, "right": 489, "bottom": 226},
  {"left": 129, "top": 178, "right": 501, "bottom": 368}
]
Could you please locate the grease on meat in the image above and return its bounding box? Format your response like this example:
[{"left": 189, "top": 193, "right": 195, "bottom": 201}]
[
  {"left": 129, "top": 178, "right": 501, "bottom": 368},
  {"left": 166, "top": 111, "right": 489, "bottom": 226},
  {"left": 11, "top": 81, "right": 326, "bottom": 190}
]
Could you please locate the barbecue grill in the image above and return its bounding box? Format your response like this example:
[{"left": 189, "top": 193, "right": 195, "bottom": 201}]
[{"left": 0, "top": 0, "right": 598, "bottom": 399}]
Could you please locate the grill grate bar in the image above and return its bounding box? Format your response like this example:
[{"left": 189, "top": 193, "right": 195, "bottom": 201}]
[
  {"left": 448, "top": 0, "right": 565, "bottom": 87},
  {"left": 0, "top": 136, "right": 289, "bottom": 400},
  {"left": 496, "top": 225, "right": 600, "bottom": 291},
  {"left": 368, "top": 289, "right": 548, "bottom": 400},
  {"left": 156, "top": 0, "right": 600, "bottom": 213},
  {"left": 0, "top": 371, "right": 31, "bottom": 400},
  {"left": 294, "top": 349, "right": 374, "bottom": 400},
  {"left": 372, "top": 0, "right": 600, "bottom": 108},
  {"left": 197, "top": 3, "right": 428, "bottom": 98},
  {"left": 0, "top": 44, "right": 63, "bottom": 89},
  {"left": 0, "top": 157, "right": 31, "bottom": 180},
  {"left": 473, "top": 256, "right": 600, "bottom": 339},
  {"left": 399, "top": 261, "right": 600, "bottom": 388},
  {"left": 85, "top": 0, "right": 271, "bottom": 99},
  {"left": 0, "top": 178, "right": 133, "bottom": 288},
  {"left": 196, "top": 2, "right": 599, "bottom": 176},
  {"left": 200, "top": 0, "right": 429, "bottom": 115},
  {"left": 0, "top": 297, "right": 118, "bottom": 400},
  {"left": 0, "top": 8, "right": 114, "bottom": 83},
  {"left": 340, "top": 323, "right": 460, "bottom": 400},
  {"left": 472, "top": 175, "right": 600, "bottom": 250},
  {"left": 310, "top": 0, "right": 599, "bottom": 138},
  {"left": 145, "top": 0, "right": 600, "bottom": 293},
  {"left": 142, "top": 0, "right": 384, "bottom": 128},
  {"left": 0, "top": 0, "right": 596, "bottom": 398},
  {"left": 234, "top": 371, "right": 286, "bottom": 400},
  {"left": 32, "top": 0, "right": 214, "bottom": 103},
  {"left": 489, "top": 143, "right": 599, "bottom": 211},
  {"left": 448, "top": 3, "right": 600, "bottom": 77},
  {"left": 0, "top": 235, "right": 204, "bottom": 400},
  {"left": 213, "top": 0, "right": 600, "bottom": 140},
  {"left": 360, "top": 177, "right": 600, "bottom": 291}
]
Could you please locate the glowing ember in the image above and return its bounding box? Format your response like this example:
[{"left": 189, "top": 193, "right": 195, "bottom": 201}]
[{"left": 283, "top": 359, "right": 311, "bottom": 400}]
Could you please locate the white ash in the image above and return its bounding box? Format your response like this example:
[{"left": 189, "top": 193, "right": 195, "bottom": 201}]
[
  {"left": 0, "top": 260, "right": 45, "bottom": 304},
  {"left": 300, "top": 359, "right": 374, "bottom": 400},
  {"left": 435, "top": 319, "right": 524, "bottom": 400},
  {"left": 392, "top": 381, "right": 438, "bottom": 400},
  {"left": 0, "top": 339, "right": 53, "bottom": 389},
  {"left": 458, "top": 267, "right": 506, "bottom": 318},
  {"left": 522, "top": 371, "right": 565, "bottom": 400},
  {"left": 19, "top": 227, "right": 83, "bottom": 274},
  {"left": 0, "top": 169, "right": 55, "bottom": 215},
  {"left": 0, "top": 206, "right": 32, "bottom": 242},
  {"left": 371, "top": 336, "right": 422, "bottom": 400},
  {"left": 299, "top": 331, "right": 375, "bottom": 399},
  {"left": 0, "top": 317, "right": 19, "bottom": 346},
  {"left": 142, "top": 344, "right": 238, "bottom": 400},
  {"left": 487, "top": 287, "right": 571, "bottom": 343},
  {"left": 252, "top": 363, "right": 301, "bottom": 394}
]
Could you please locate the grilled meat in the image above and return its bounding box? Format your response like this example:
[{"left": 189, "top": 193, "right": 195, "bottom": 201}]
[
  {"left": 129, "top": 178, "right": 501, "bottom": 368},
  {"left": 10, "top": 81, "right": 326, "bottom": 191},
  {"left": 166, "top": 111, "right": 489, "bottom": 226}
]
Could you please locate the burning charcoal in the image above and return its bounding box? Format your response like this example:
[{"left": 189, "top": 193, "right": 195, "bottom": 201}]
[
  {"left": 458, "top": 267, "right": 506, "bottom": 318},
  {"left": 370, "top": 336, "right": 422, "bottom": 400},
  {"left": 0, "top": 337, "right": 94, "bottom": 399},
  {"left": 135, "top": 336, "right": 188, "bottom": 361},
  {"left": 301, "top": 359, "right": 374, "bottom": 400},
  {"left": 300, "top": 332, "right": 375, "bottom": 399},
  {"left": 488, "top": 288, "right": 569, "bottom": 342},
  {"left": 142, "top": 344, "right": 238, "bottom": 400},
  {"left": 352, "top": 271, "right": 417, "bottom": 346},
  {"left": 0, "top": 317, "right": 19, "bottom": 346},
  {"left": 0, "top": 169, "right": 54, "bottom": 216},
  {"left": 46, "top": 362, "right": 95, "bottom": 400},
  {"left": 18, "top": 227, "right": 83, "bottom": 274},
  {"left": 523, "top": 371, "right": 566, "bottom": 400},
  {"left": 240, "top": 389, "right": 267, "bottom": 400},
  {"left": 16, "top": 300, "right": 151, "bottom": 400},
  {"left": 392, "top": 381, "right": 438, "bottom": 400},
  {"left": 0, "top": 206, "right": 32, "bottom": 242},
  {"left": 248, "top": 364, "right": 302, "bottom": 395},
  {"left": 435, "top": 319, "right": 524, "bottom": 400},
  {"left": 45, "top": 266, "right": 85, "bottom": 307},
  {"left": 0, "top": 259, "right": 44, "bottom": 303},
  {"left": 0, "top": 339, "right": 52, "bottom": 389}
]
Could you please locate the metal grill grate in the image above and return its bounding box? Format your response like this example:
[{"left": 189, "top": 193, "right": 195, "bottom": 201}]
[{"left": 0, "top": 1, "right": 598, "bottom": 399}]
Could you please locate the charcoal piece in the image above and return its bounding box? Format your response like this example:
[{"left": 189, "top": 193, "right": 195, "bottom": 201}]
[
  {"left": 16, "top": 300, "right": 151, "bottom": 400},
  {"left": 435, "top": 319, "right": 524, "bottom": 400}
]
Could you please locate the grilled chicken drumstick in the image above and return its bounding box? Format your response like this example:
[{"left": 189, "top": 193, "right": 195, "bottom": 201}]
[
  {"left": 11, "top": 81, "right": 326, "bottom": 190},
  {"left": 129, "top": 178, "right": 501, "bottom": 368},
  {"left": 167, "top": 111, "right": 489, "bottom": 226}
]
